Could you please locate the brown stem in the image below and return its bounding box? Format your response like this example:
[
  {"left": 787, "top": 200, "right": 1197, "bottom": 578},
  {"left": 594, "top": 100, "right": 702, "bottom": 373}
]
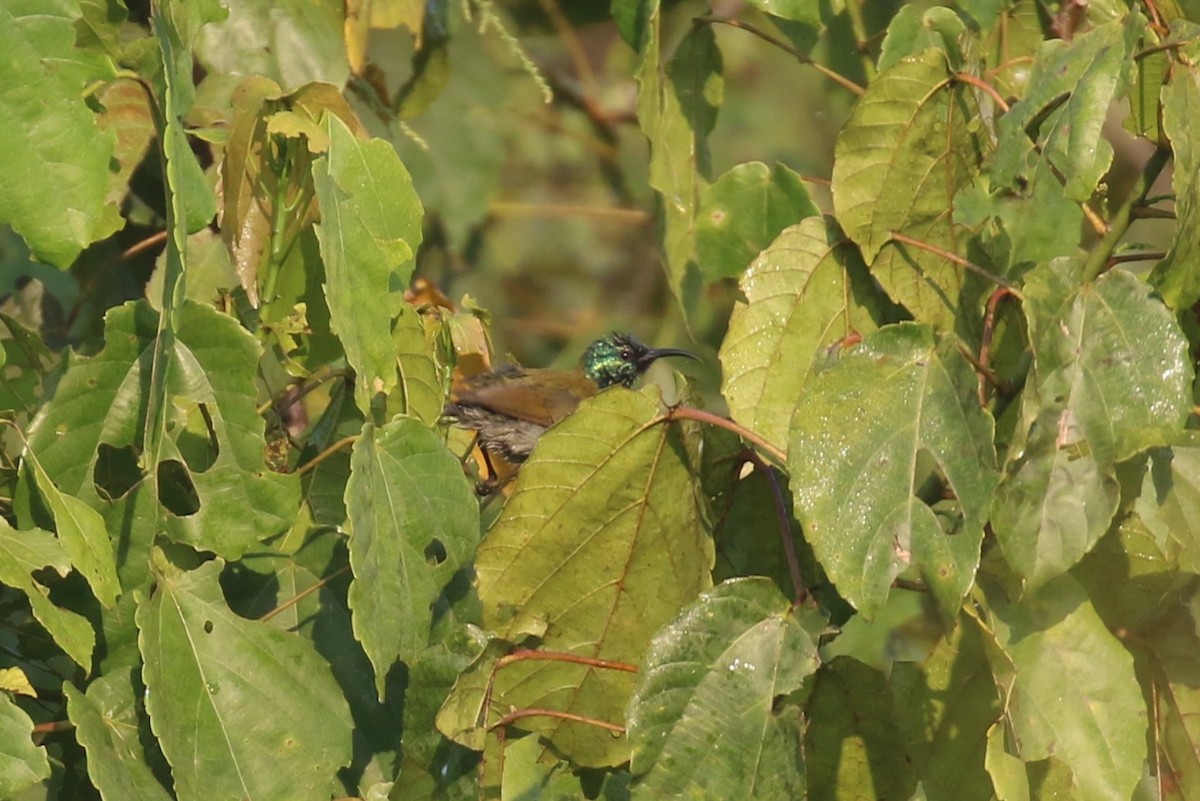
[
  {"left": 488, "top": 707, "right": 624, "bottom": 734},
  {"left": 978, "top": 287, "right": 1020, "bottom": 405},
  {"left": 493, "top": 649, "right": 638, "bottom": 674},
  {"left": 296, "top": 435, "right": 358, "bottom": 477},
  {"left": 259, "top": 565, "right": 351, "bottom": 622},
  {"left": 1108, "top": 251, "right": 1167, "bottom": 266},
  {"left": 488, "top": 202, "right": 648, "bottom": 223},
  {"left": 888, "top": 231, "right": 1020, "bottom": 294},
  {"left": 664, "top": 405, "right": 786, "bottom": 465},
  {"left": 744, "top": 450, "right": 807, "bottom": 607},
  {"left": 954, "top": 72, "right": 1009, "bottom": 112},
  {"left": 257, "top": 367, "right": 351, "bottom": 416}
]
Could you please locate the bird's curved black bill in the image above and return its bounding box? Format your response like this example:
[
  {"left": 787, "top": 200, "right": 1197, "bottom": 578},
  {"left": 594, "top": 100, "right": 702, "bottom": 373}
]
[{"left": 638, "top": 347, "right": 700, "bottom": 368}]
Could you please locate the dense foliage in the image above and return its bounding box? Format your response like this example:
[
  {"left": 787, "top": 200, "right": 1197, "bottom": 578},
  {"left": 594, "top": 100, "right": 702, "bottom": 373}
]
[{"left": 0, "top": 0, "right": 1198, "bottom": 799}]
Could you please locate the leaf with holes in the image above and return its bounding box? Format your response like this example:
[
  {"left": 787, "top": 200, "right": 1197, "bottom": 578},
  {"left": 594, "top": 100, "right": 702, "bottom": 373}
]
[
  {"left": 788, "top": 324, "right": 998, "bottom": 618},
  {"left": 720, "top": 217, "right": 881, "bottom": 454},
  {"left": 345, "top": 417, "right": 479, "bottom": 694},
  {"left": 137, "top": 558, "right": 353, "bottom": 801},
  {"left": 468, "top": 386, "right": 713, "bottom": 766}
]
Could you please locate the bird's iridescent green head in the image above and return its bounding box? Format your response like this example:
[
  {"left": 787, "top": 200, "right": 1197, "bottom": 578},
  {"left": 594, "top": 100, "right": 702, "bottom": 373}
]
[{"left": 580, "top": 333, "right": 697, "bottom": 389}]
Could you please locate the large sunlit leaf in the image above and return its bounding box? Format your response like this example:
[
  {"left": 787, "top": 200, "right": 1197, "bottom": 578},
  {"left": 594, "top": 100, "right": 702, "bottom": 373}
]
[
  {"left": 313, "top": 113, "right": 423, "bottom": 416},
  {"left": 627, "top": 578, "right": 819, "bottom": 800},
  {"left": 1152, "top": 56, "right": 1200, "bottom": 310},
  {"left": 992, "top": 263, "right": 1192, "bottom": 587},
  {"left": 789, "top": 323, "right": 998, "bottom": 618},
  {"left": 638, "top": 13, "right": 723, "bottom": 317},
  {"left": 24, "top": 301, "right": 300, "bottom": 562},
  {"left": 137, "top": 558, "right": 354, "bottom": 801},
  {"left": 0, "top": 520, "right": 94, "bottom": 668},
  {"left": 0, "top": 693, "right": 49, "bottom": 798},
  {"left": 985, "top": 576, "right": 1146, "bottom": 801},
  {"left": 0, "top": 0, "right": 121, "bottom": 268},
  {"left": 65, "top": 670, "right": 173, "bottom": 801},
  {"left": 345, "top": 417, "right": 479, "bottom": 694},
  {"left": 465, "top": 386, "right": 713, "bottom": 766},
  {"left": 992, "top": 14, "right": 1143, "bottom": 203},
  {"left": 720, "top": 217, "right": 881, "bottom": 454},
  {"left": 831, "top": 49, "right": 985, "bottom": 329}
]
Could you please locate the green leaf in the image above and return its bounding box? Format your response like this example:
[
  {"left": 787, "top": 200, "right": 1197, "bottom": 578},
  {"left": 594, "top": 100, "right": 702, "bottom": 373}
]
[
  {"left": 1152, "top": 56, "right": 1200, "bottom": 310},
  {"left": 992, "top": 264, "right": 1192, "bottom": 586},
  {"left": 195, "top": 0, "right": 349, "bottom": 91},
  {"left": 386, "top": 305, "right": 444, "bottom": 425},
  {"left": 137, "top": 558, "right": 354, "bottom": 801},
  {"left": 24, "top": 301, "right": 300, "bottom": 562},
  {"left": 831, "top": 49, "right": 985, "bottom": 329},
  {"left": 470, "top": 386, "right": 713, "bottom": 766},
  {"left": 627, "top": 578, "right": 819, "bottom": 800},
  {"left": 805, "top": 657, "right": 916, "bottom": 801},
  {"left": 720, "top": 217, "right": 879, "bottom": 454},
  {"left": 890, "top": 615, "right": 1000, "bottom": 801},
  {"left": 788, "top": 324, "right": 998, "bottom": 618},
  {"left": 1134, "top": 441, "right": 1200, "bottom": 574},
  {"left": 992, "top": 15, "right": 1143, "bottom": 202},
  {"left": 695, "top": 162, "right": 818, "bottom": 280},
  {"left": 345, "top": 418, "right": 479, "bottom": 694},
  {"left": 0, "top": 0, "right": 120, "bottom": 268},
  {"left": 23, "top": 447, "right": 120, "bottom": 608},
  {"left": 986, "top": 576, "right": 1147, "bottom": 801},
  {"left": 877, "top": 6, "right": 966, "bottom": 72},
  {"left": 313, "top": 113, "right": 423, "bottom": 416},
  {"left": 0, "top": 520, "right": 94, "bottom": 668},
  {"left": 0, "top": 693, "right": 49, "bottom": 799},
  {"left": 638, "top": 16, "right": 723, "bottom": 317},
  {"left": 65, "top": 670, "right": 173, "bottom": 801},
  {"left": 743, "top": 0, "right": 821, "bottom": 25}
]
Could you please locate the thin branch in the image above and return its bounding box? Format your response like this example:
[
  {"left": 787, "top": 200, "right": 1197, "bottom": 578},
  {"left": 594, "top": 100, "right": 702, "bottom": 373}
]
[
  {"left": 842, "top": 0, "right": 878, "bottom": 82},
  {"left": 888, "top": 231, "right": 1021, "bottom": 294},
  {"left": 259, "top": 565, "right": 351, "bottom": 623},
  {"left": 1108, "top": 251, "right": 1167, "bottom": 266},
  {"left": 493, "top": 649, "right": 638, "bottom": 674},
  {"left": 978, "top": 287, "right": 1019, "bottom": 406},
  {"left": 488, "top": 707, "right": 624, "bottom": 734},
  {"left": 536, "top": 0, "right": 598, "bottom": 99},
  {"left": 1131, "top": 206, "right": 1176, "bottom": 220},
  {"left": 296, "top": 435, "right": 358, "bottom": 476},
  {"left": 664, "top": 405, "right": 786, "bottom": 465},
  {"left": 954, "top": 72, "right": 1009, "bottom": 112},
  {"left": 257, "top": 368, "right": 351, "bottom": 416},
  {"left": 695, "top": 16, "right": 864, "bottom": 96},
  {"left": 1082, "top": 147, "right": 1171, "bottom": 283},
  {"left": 120, "top": 230, "right": 169, "bottom": 263},
  {"left": 744, "top": 449, "right": 806, "bottom": 607},
  {"left": 488, "top": 202, "right": 649, "bottom": 223}
]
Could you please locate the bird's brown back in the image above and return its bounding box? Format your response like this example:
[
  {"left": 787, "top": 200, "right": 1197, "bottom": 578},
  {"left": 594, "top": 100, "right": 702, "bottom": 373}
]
[{"left": 450, "top": 366, "right": 600, "bottom": 428}]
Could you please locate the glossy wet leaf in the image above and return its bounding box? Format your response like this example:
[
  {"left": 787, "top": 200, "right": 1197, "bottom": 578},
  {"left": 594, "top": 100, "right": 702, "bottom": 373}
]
[
  {"left": 65, "top": 670, "right": 173, "bottom": 801},
  {"left": 138, "top": 558, "right": 354, "bottom": 801},
  {"left": 986, "top": 577, "right": 1146, "bottom": 801},
  {"left": 789, "top": 324, "right": 998, "bottom": 618},
  {"left": 0, "top": 520, "right": 94, "bottom": 668},
  {"left": 992, "top": 264, "right": 1191, "bottom": 586},
  {"left": 627, "top": 578, "right": 818, "bottom": 800},
  {"left": 831, "top": 49, "right": 985, "bottom": 329},
  {"left": 24, "top": 301, "right": 300, "bottom": 562},
  {"left": 638, "top": 15, "right": 723, "bottom": 316},
  {"left": 345, "top": 418, "right": 479, "bottom": 693},
  {"left": 992, "top": 15, "right": 1142, "bottom": 202},
  {"left": 470, "top": 386, "right": 713, "bottom": 766},
  {"left": 0, "top": 693, "right": 49, "bottom": 798},
  {"left": 720, "top": 217, "right": 880, "bottom": 453},
  {"left": 695, "top": 162, "right": 818, "bottom": 280},
  {"left": 0, "top": 0, "right": 120, "bottom": 268},
  {"left": 313, "top": 113, "right": 423, "bottom": 416}
]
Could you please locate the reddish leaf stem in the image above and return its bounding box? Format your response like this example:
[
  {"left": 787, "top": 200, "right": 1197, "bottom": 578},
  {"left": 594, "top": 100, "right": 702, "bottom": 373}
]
[
  {"left": 978, "top": 287, "right": 1020, "bottom": 405},
  {"left": 664, "top": 405, "right": 786, "bottom": 465},
  {"left": 744, "top": 449, "right": 807, "bottom": 607},
  {"left": 488, "top": 707, "right": 624, "bottom": 734},
  {"left": 953, "top": 72, "right": 1009, "bottom": 112},
  {"left": 888, "top": 231, "right": 1020, "bottom": 294}
]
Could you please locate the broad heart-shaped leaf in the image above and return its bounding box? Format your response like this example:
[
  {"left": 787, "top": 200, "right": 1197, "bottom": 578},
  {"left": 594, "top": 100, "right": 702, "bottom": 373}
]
[
  {"left": 985, "top": 576, "right": 1146, "bottom": 801},
  {"left": 992, "top": 263, "right": 1191, "bottom": 587},
  {"left": 992, "top": 14, "right": 1143, "bottom": 203},
  {"left": 470, "top": 386, "right": 713, "bottom": 766},
  {"left": 831, "top": 49, "right": 985, "bottom": 329},
  {"left": 0, "top": 1, "right": 121, "bottom": 268},
  {"left": 23, "top": 448, "right": 119, "bottom": 608},
  {"left": 626, "top": 578, "right": 819, "bottom": 800},
  {"left": 720, "top": 217, "right": 881, "bottom": 454},
  {"left": 695, "top": 162, "right": 818, "bottom": 280},
  {"left": 1151, "top": 56, "right": 1200, "bottom": 310},
  {"left": 313, "top": 113, "right": 423, "bottom": 416},
  {"left": 23, "top": 301, "right": 300, "bottom": 562},
  {"left": 0, "top": 520, "right": 94, "bottom": 668},
  {"left": 788, "top": 323, "right": 998, "bottom": 619},
  {"left": 65, "top": 669, "right": 172, "bottom": 801},
  {"left": 637, "top": 13, "right": 723, "bottom": 318},
  {"left": 137, "top": 558, "right": 354, "bottom": 801},
  {"left": 345, "top": 417, "right": 479, "bottom": 695},
  {"left": 0, "top": 693, "right": 49, "bottom": 798}
]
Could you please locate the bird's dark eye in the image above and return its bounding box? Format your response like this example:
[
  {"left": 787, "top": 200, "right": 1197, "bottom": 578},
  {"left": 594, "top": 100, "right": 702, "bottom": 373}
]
[{"left": 620, "top": 347, "right": 633, "bottom": 360}]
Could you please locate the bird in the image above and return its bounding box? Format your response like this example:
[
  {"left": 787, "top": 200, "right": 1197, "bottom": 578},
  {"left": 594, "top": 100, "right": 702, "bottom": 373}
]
[{"left": 443, "top": 332, "right": 697, "bottom": 467}]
